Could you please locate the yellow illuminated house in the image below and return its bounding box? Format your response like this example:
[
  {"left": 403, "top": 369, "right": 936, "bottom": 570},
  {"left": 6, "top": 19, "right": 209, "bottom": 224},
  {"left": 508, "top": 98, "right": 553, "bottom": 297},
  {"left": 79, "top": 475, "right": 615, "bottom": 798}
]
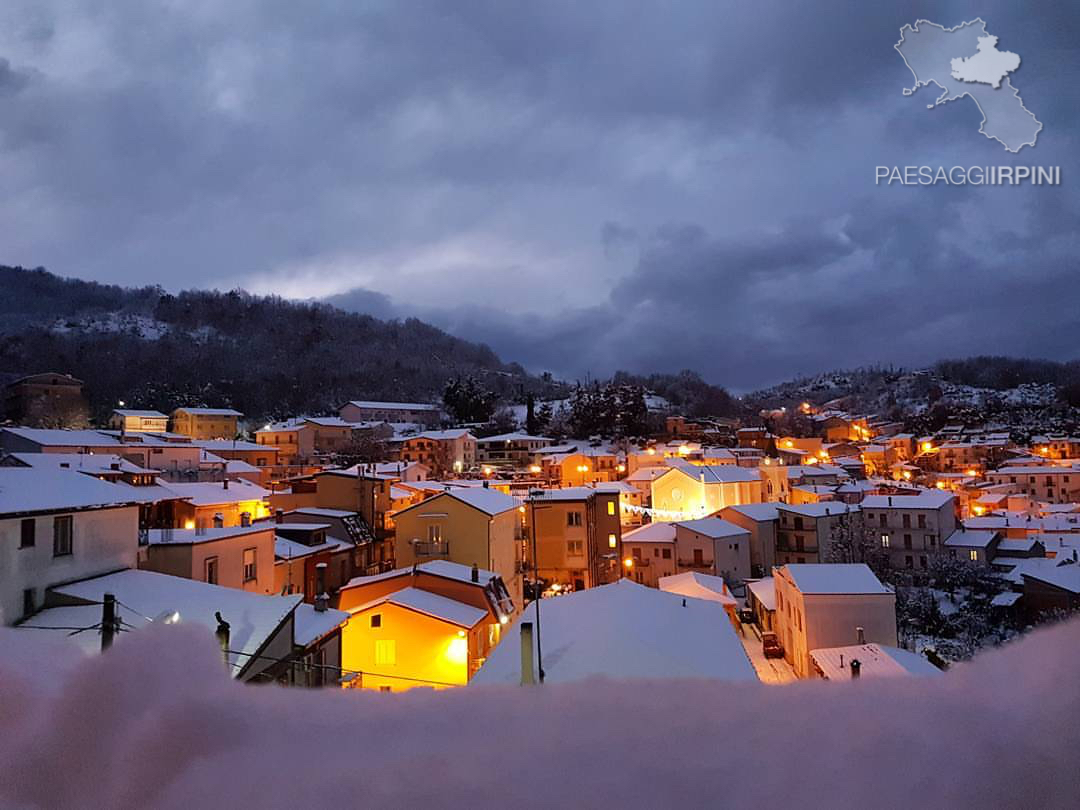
[
  {"left": 157, "top": 479, "right": 271, "bottom": 528},
  {"left": 342, "top": 588, "right": 489, "bottom": 691},
  {"left": 337, "top": 560, "right": 515, "bottom": 691},
  {"left": 171, "top": 407, "right": 243, "bottom": 440},
  {"left": 650, "top": 462, "right": 762, "bottom": 520}
]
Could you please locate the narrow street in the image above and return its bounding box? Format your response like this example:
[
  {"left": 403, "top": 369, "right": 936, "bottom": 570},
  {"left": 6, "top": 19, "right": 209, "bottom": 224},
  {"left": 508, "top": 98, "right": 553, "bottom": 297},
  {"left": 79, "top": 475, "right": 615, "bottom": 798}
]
[{"left": 738, "top": 620, "right": 797, "bottom": 685}]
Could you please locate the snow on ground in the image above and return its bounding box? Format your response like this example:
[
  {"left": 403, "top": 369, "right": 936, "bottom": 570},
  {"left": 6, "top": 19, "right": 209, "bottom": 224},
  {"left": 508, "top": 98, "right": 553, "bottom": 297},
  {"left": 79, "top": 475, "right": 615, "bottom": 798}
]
[{"left": 2, "top": 619, "right": 1079, "bottom": 807}]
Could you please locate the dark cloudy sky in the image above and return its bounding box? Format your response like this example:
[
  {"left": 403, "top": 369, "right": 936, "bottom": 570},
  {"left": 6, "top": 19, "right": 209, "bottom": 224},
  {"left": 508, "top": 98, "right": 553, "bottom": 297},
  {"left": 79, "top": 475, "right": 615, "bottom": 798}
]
[{"left": 1, "top": 2, "right": 1077, "bottom": 390}]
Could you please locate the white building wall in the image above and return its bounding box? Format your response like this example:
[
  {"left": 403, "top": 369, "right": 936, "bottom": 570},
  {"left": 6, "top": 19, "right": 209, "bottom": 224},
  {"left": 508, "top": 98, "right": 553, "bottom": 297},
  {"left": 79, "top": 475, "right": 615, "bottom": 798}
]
[{"left": 0, "top": 505, "right": 140, "bottom": 625}]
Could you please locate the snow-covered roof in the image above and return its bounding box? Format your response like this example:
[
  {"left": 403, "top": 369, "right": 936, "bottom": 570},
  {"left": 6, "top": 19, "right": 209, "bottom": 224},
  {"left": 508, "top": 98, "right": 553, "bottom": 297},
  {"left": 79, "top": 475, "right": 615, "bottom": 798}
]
[
  {"left": 349, "top": 587, "right": 488, "bottom": 628},
  {"left": 292, "top": 604, "right": 349, "bottom": 647},
  {"left": 1, "top": 427, "right": 121, "bottom": 447},
  {"left": 990, "top": 592, "right": 1023, "bottom": 608},
  {"left": 113, "top": 409, "right": 168, "bottom": 418},
  {"left": 746, "top": 577, "right": 776, "bottom": 611},
  {"left": 810, "top": 644, "right": 941, "bottom": 679},
  {"left": 345, "top": 400, "right": 439, "bottom": 411},
  {"left": 861, "top": 491, "right": 955, "bottom": 510},
  {"left": 147, "top": 525, "right": 273, "bottom": 546},
  {"left": 524, "top": 487, "right": 599, "bottom": 502},
  {"left": 944, "top": 529, "right": 998, "bottom": 549},
  {"left": 342, "top": 559, "right": 498, "bottom": 591},
  {"left": 399, "top": 487, "right": 520, "bottom": 517},
  {"left": 675, "top": 517, "right": 749, "bottom": 540},
  {"left": 156, "top": 479, "right": 269, "bottom": 506},
  {"left": 724, "top": 502, "right": 781, "bottom": 522},
  {"left": 664, "top": 461, "right": 760, "bottom": 484},
  {"left": 778, "top": 502, "right": 858, "bottom": 518},
  {"left": 783, "top": 564, "right": 890, "bottom": 595},
  {"left": 174, "top": 407, "right": 243, "bottom": 416},
  {"left": 0, "top": 469, "right": 149, "bottom": 516},
  {"left": 7, "top": 452, "right": 152, "bottom": 475},
  {"left": 23, "top": 569, "right": 301, "bottom": 677},
  {"left": 288, "top": 507, "right": 358, "bottom": 519},
  {"left": 658, "top": 571, "right": 737, "bottom": 605},
  {"left": 622, "top": 522, "right": 677, "bottom": 544},
  {"left": 476, "top": 432, "right": 552, "bottom": 443},
  {"left": 192, "top": 439, "right": 269, "bottom": 452},
  {"left": 407, "top": 429, "right": 475, "bottom": 441},
  {"left": 471, "top": 580, "right": 756, "bottom": 685},
  {"left": 1021, "top": 560, "right": 1080, "bottom": 594},
  {"left": 274, "top": 535, "right": 352, "bottom": 561}
]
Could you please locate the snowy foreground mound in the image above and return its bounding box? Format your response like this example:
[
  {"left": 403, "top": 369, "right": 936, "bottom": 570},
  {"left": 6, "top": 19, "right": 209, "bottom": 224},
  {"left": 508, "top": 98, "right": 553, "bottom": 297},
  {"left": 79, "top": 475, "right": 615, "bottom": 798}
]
[{"left": 2, "top": 622, "right": 1079, "bottom": 809}]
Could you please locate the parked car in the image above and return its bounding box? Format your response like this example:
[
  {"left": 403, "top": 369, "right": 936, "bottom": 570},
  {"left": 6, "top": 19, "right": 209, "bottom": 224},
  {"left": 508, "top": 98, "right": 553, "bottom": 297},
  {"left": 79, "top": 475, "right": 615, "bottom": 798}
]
[{"left": 762, "top": 632, "right": 784, "bottom": 659}]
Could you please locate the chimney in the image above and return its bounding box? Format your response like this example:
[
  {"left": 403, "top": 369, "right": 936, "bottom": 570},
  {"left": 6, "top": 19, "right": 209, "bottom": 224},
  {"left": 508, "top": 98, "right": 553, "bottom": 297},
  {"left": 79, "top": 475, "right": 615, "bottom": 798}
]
[
  {"left": 213, "top": 513, "right": 224, "bottom": 529},
  {"left": 856, "top": 626, "right": 865, "bottom": 644},
  {"left": 471, "top": 563, "right": 479, "bottom": 583},
  {"left": 519, "top": 621, "right": 535, "bottom": 685},
  {"left": 483, "top": 480, "right": 489, "bottom": 489},
  {"left": 888, "top": 496, "right": 893, "bottom": 506},
  {"left": 839, "top": 654, "right": 844, "bottom": 669},
  {"left": 850, "top": 658, "right": 861, "bottom": 679},
  {"left": 314, "top": 563, "right": 329, "bottom": 612},
  {"left": 214, "top": 611, "right": 231, "bottom": 668},
  {"left": 275, "top": 509, "right": 284, "bottom": 524},
  {"left": 223, "top": 478, "right": 229, "bottom": 490}
]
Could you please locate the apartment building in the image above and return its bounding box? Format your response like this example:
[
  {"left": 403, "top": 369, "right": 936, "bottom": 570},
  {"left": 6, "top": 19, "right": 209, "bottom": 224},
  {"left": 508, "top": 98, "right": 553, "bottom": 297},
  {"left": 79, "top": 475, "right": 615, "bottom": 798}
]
[
  {"left": 774, "top": 563, "right": 897, "bottom": 678},
  {"left": 523, "top": 487, "right": 622, "bottom": 592},
  {"left": 861, "top": 491, "right": 957, "bottom": 571}
]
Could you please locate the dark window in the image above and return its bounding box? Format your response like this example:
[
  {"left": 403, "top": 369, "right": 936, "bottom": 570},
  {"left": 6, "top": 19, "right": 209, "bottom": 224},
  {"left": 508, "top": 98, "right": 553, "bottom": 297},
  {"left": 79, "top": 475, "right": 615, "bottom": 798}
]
[
  {"left": 879, "top": 514, "right": 887, "bottom": 528},
  {"left": 918, "top": 515, "right": 927, "bottom": 529},
  {"left": 20, "top": 518, "right": 35, "bottom": 548},
  {"left": 23, "top": 588, "right": 35, "bottom": 618},
  {"left": 204, "top": 557, "right": 219, "bottom": 585},
  {"left": 53, "top": 516, "right": 73, "bottom": 557},
  {"left": 693, "top": 549, "right": 704, "bottom": 565},
  {"left": 902, "top": 514, "right": 911, "bottom": 529},
  {"left": 662, "top": 548, "right": 671, "bottom": 559},
  {"left": 903, "top": 534, "right": 912, "bottom": 550},
  {"left": 905, "top": 555, "right": 914, "bottom": 569},
  {"left": 371, "top": 614, "right": 382, "bottom": 628},
  {"left": 567, "top": 511, "right": 582, "bottom": 527}
]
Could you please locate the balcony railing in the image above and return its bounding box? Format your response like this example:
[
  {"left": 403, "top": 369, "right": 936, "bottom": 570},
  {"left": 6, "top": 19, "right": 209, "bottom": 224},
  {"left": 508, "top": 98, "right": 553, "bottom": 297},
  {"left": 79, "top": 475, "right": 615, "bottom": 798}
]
[
  {"left": 677, "top": 559, "right": 714, "bottom": 569},
  {"left": 412, "top": 539, "right": 449, "bottom": 557}
]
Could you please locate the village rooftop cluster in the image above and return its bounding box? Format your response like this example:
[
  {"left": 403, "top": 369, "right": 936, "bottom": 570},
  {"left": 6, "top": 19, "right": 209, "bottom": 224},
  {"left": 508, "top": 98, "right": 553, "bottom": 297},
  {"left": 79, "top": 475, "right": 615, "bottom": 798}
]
[{"left": 2, "top": 372, "right": 1079, "bottom": 689}]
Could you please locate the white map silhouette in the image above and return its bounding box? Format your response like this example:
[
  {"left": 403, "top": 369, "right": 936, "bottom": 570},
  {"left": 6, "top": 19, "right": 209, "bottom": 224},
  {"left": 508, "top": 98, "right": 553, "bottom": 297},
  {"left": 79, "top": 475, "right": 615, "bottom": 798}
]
[
  {"left": 896, "top": 19, "right": 1041, "bottom": 153},
  {"left": 950, "top": 35, "right": 1020, "bottom": 88}
]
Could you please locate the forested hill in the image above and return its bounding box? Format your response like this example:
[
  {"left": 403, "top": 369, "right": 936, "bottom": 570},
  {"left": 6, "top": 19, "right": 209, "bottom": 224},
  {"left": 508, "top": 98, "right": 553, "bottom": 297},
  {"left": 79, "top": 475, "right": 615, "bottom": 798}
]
[{"left": 0, "top": 265, "right": 554, "bottom": 422}]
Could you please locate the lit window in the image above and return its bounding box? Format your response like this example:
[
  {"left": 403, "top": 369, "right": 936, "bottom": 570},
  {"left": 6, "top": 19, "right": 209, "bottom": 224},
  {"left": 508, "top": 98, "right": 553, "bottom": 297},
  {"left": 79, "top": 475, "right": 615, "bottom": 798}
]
[
  {"left": 608, "top": 534, "right": 617, "bottom": 548},
  {"left": 880, "top": 534, "right": 890, "bottom": 548},
  {"left": 969, "top": 550, "right": 978, "bottom": 562},
  {"left": 375, "top": 639, "right": 396, "bottom": 666},
  {"left": 607, "top": 501, "right": 615, "bottom": 516}
]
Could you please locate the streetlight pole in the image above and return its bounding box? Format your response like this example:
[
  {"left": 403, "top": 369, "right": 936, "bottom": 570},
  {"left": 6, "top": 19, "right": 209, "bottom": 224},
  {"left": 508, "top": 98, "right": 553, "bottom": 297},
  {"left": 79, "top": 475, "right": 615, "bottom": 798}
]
[{"left": 529, "top": 491, "right": 546, "bottom": 683}]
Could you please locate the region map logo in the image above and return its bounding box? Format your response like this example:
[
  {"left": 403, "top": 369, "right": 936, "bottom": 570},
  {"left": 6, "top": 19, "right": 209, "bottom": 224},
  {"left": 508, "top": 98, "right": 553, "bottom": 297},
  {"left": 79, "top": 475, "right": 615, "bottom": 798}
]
[{"left": 895, "top": 18, "right": 1041, "bottom": 153}]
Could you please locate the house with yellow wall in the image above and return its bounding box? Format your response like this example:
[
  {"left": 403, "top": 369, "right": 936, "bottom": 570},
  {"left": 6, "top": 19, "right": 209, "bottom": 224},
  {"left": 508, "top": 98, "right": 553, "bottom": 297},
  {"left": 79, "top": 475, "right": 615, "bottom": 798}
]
[
  {"left": 523, "top": 487, "right": 622, "bottom": 592},
  {"left": 391, "top": 488, "right": 524, "bottom": 608},
  {"left": 341, "top": 588, "right": 490, "bottom": 691},
  {"left": 336, "top": 559, "right": 516, "bottom": 690},
  {"left": 157, "top": 478, "right": 271, "bottom": 528},
  {"left": 650, "top": 462, "right": 762, "bottom": 520},
  {"left": 171, "top": 407, "right": 243, "bottom": 439}
]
